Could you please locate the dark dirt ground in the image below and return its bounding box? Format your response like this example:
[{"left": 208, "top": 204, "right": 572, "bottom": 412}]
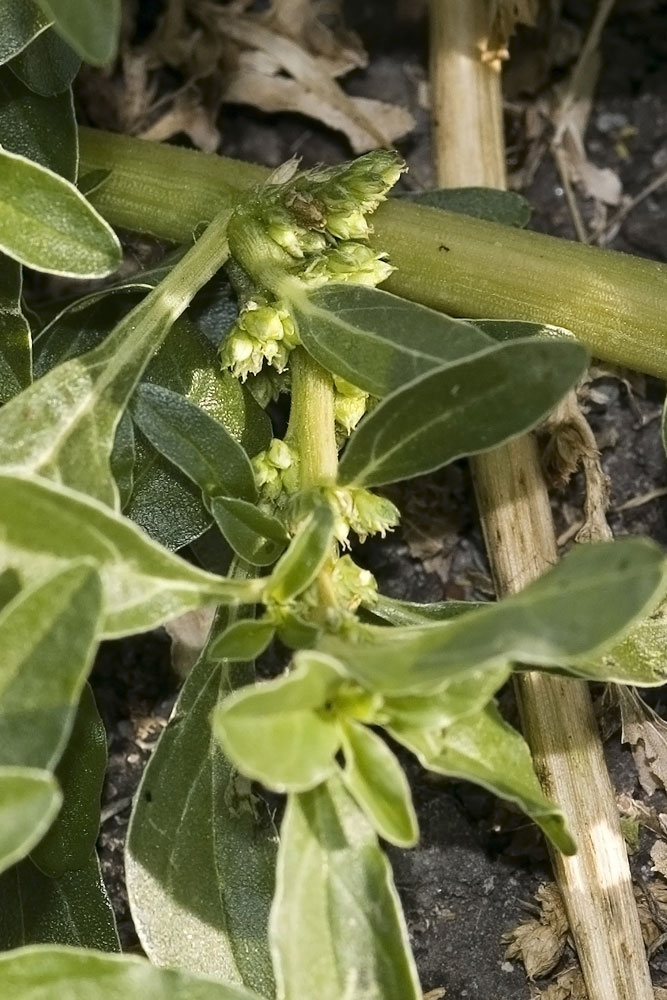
[{"left": 86, "top": 2, "right": 667, "bottom": 997}]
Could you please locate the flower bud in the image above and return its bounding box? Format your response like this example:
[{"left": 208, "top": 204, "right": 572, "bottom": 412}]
[
  {"left": 332, "top": 555, "right": 378, "bottom": 611},
  {"left": 325, "top": 208, "right": 370, "bottom": 242},
  {"left": 333, "top": 375, "right": 369, "bottom": 434},
  {"left": 326, "top": 486, "right": 400, "bottom": 544},
  {"left": 252, "top": 439, "right": 300, "bottom": 503},
  {"left": 220, "top": 300, "right": 300, "bottom": 381}
]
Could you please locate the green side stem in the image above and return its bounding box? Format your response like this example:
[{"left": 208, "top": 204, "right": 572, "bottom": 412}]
[
  {"left": 80, "top": 127, "right": 667, "bottom": 378},
  {"left": 286, "top": 347, "right": 339, "bottom": 612},
  {"left": 286, "top": 347, "right": 338, "bottom": 489}
]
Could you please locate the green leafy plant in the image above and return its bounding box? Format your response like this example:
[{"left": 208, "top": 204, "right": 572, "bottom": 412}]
[{"left": 2, "top": 5, "right": 667, "bottom": 998}]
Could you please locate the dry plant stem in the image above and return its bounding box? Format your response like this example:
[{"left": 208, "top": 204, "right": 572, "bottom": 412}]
[{"left": 429, "top": 2, "right": 652, "bottom": 998}]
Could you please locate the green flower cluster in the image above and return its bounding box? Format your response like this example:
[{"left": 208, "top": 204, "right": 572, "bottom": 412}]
[
  {"left": 262, "top": 150, "right": 405, "bottom": 256},
  {"left": 326, "top": 486, "right": 400, "bottom": 546},
  {"left": 252, "top": 438, "right": 300, "bottom": 505},
  {"left": 219, "top": 299, "right": 298, "bottom": 381},
  {"left": 221, "top": 150, "right": 406, "bottom": 382}
]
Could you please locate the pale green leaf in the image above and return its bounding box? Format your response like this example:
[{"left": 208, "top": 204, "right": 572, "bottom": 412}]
[
  {"left": 210, "top": 496, "right": 288, "bottom": 567},
  {"left": 0, "top": 0, "right": 50, "bottom": 65},
  {"left": 131, "top": 383, "right": 258, "bottom": 502},
  {"left": 0, "top": 946, "right": 264, "bottom": 998},
  {"left": 270, "top": 775, "right": 421, "bottom": 1000},
  {"left": 8, "top": 28, "right": 80, "bottom": 96},
  {"left": 0, "top": 67, "right": 76, "bottom": 178},
  {"left": 0, "top": 147, "right": 120, "bottom": 276},
  {"left": 0, "top": 255, "right": 31, "bottom": 404},
  {"left": 338, "top": 338, "right": 588, "bottom": 487},
  {"left": 35, "top": 0, "right": 120, "bottom": 66},
  {"left": 393, "top": 704, "right": 575, "bottom": 854},
  {"left": 0, "top": 768, "right": 60, "bottom": 875},
  {"left": 324, "top": 539, "right": 667, "bottom": 693},
  {"left": 340, "top": 721, "right": 418, "bottom": 847},
  {"left": 384, "top": 665, "right": 510, "bottom": 730},
  {"left": 31, "top": 685, "right": 106, "bottom": 876},
  {"left": 399, "top": 187, "right": 531, "bottom": 226},
  {"left": 266, "top": 504, "right": 335, "bottom": 603},
  {"left": 0, "top": 854, "right": 119, "bottom": 951},
  {"left": 209, "top": 619, "right": 276, "bottom": 662},
  {"left": 0, "top": 245, "right": 231, "bottom": 508},
  {"left": 212, "top": 653, "right": 344, "bottom": 793},
  {"left": 126, "top": 604, "right": 276, "bottom": 994},
  {"left": 0, "top": 564, "right": 101, "bottom": 770},
  {"left": 572, "top": 605, "right": 667, "bottom": 685},
  {"left": 367, "top": 593, "right": 479, "bottom": 627},
  {"left": 0, "top": 473, "right": 264, "bottom": 638},
  {"left": 274, "top": 611, "right": 321, "bottom": 650},
  {"left": 292, "top": 282, "right": 491, "bottom": 397}
]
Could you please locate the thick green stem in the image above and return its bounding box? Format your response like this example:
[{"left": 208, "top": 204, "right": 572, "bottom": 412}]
[
  {"left": 80, "top": 127, "right": 667, "bottom": 378},
  {"left": 287, "top": 347, "right": 339, "bottom": 611},
  {"left": 287, "top": 348, "right": 338, "bottom": 489}
]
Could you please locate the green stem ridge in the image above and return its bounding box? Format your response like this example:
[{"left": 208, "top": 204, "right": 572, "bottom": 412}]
[{"left": 80, "top": 127, "right": 667, "bottom": 378}]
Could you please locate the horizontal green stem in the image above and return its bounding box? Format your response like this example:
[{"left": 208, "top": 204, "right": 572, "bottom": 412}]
[{"left": 80, "top": 128, "right": 667, "bottom": 378}]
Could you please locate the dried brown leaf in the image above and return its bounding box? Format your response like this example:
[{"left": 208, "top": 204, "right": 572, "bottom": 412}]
[
  {"left": 551, "top": 0, "right": 622, "bottom": 207},
  {"left": 634, "top": 878, "right": 667, "bottom": 949},
  {"left": 620, "top": 688, "right": 667, "bottom": 796},
  {"left": 618, "top": 792, "right": 663, "bottom": 836},
  {"left": 208, "top": 5, "right": 414, "bottom": 151},
  {"left": 534, "top": 966, "right": 586, "bottom": 1000},
  {"left": 490, "top": 0, "right": 539, "bottom": 47},
  {"left": 140, "top": 91, "right": 221, "bottom": 151},
  {"left": 504, "top": 883, "right": 569, "bottom": 979},
  {"left": 652, "top": 840, "right": 667, "bottom": 880}
]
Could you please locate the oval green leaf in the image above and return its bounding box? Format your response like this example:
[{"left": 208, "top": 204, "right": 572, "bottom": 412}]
[
  {"left": 210, "top": 495, "right": 288, "bottom": 567},
  {"left": 212, "top": 653, "right": 344, "bottom": 793},
  {"left": 0, "top": 946, "right": 265, "bottom": 999},
  {"left": 8, "top": 28, "right": 80, "bottom": 96},
  {"left": 393, "top": 704, "right": 575, "bottom": 854},
  {"left": 340, "top": 721, "right": 418, "bottom": 847},
  {"left": 0, "top": 147, "right": 120, "bottom": 276},
  {"left": 398, "top": 187, "right": 531, "bottom": 227},
  {"left": 0, "top": 1, "right": 50, "bottom": 65},
  {"left": 31, "top": 685, "right": 106, "bottom": 876},
  {"left": 292, "top": 282, "right": 492, "bottom": 397},
  {"left": 0, "top": 256, "right": 31, "bottom": 405},
  {"left": 266, "top": 504, "right": 335, "bottom": 603},
  {"left": 338, "top": 338, "right": 588, "bottom": 487},
  {"left": 270, "top": 775, "right": 421, "bottom": 1000},
  {"left": 324, "top": 538, "right": 667, "bottom": 694},
  {"left": 0, "top": 854, "right": 119, "bottom": 951},
  {"left": 209, "top": 619, "right": 276, "bottom": 662},
  {"left": 0, "top": 564, "right": 101, "bottom": 770},
  {"left": 0, "top": 768, "right": 60, "bottom": 875},
  {"left": 0, "top": 67, "right": 76, "bottom": 179},
  {"left": 126, "top": 604, "right": 276, "bottom": 994},
  {"left": 131, "top": 383, "right": 258, "bottom": 503},
  {"left": 0, "top": 473, "right": 264, "bottom": 638},
  {"left": 35, "top": 0, "right": 120, "bottom": 66}
]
